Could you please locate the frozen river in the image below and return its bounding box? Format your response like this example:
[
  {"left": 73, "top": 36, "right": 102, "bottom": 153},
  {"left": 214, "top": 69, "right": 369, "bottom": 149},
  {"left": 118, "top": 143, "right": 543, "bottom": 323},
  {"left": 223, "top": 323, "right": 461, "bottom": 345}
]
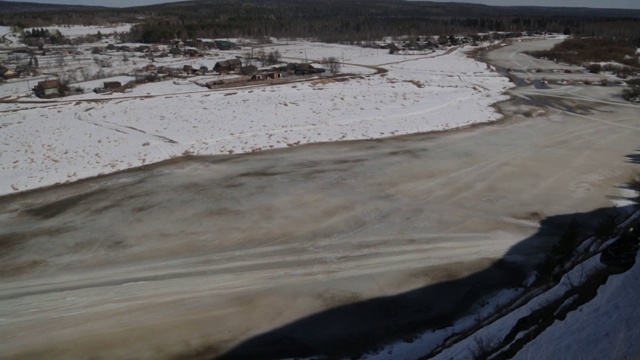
[{"left": 1, "top": 40, "right": 640, "bottom": 359}]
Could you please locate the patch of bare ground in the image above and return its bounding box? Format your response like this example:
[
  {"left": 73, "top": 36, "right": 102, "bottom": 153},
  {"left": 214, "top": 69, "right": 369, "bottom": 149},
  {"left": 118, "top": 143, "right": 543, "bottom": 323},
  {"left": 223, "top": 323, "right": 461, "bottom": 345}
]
[{"left": 0, "top": 259, "right": 47, "bottom": 276}]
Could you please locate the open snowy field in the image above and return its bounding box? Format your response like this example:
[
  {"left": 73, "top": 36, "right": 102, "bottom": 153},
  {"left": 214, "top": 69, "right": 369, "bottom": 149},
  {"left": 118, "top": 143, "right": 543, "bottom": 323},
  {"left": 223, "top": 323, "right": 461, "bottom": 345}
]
[{"left": 0, "top": 41, "right": 511, "bottom": 195}]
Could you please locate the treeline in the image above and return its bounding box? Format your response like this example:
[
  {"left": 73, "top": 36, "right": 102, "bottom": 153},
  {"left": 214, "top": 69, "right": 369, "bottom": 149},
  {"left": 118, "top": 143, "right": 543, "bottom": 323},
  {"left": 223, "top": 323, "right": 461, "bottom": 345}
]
[{"left": 3, "top": 0, "right": 640, "bottom": 44}]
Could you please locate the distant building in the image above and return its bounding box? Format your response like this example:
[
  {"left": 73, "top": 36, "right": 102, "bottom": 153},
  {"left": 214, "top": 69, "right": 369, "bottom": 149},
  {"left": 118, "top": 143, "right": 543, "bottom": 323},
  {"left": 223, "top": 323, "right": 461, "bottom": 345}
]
[
  {"left": 3, "top": 70, "right": 17, "bottom": 79},
  {"left": 103, "top": 81, "right": 122, "bottom": 89},
  {"left": 240, "top": 65, "right": 258, "bottom": 76},
  {"left": 34, "top": 79, "right": 60, "bottom": 98},
  {"left": 286, "top": 63, "right": 325, "bottom": 75},
  {"left": 213, "top": 59, "right": 242, "bottom": 73},
  {"left": 214, "top": 40, "right": 237, "bottom": 50},
  {"left": 184, "top": 48, "right": 200, "bottom": 57}
]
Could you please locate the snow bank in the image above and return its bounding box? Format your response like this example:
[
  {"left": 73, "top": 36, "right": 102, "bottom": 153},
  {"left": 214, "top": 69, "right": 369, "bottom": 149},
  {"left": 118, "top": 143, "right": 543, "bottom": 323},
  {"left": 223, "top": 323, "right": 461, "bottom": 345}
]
[{"left": 514, "top": 252, "right": 640, "bottom": 359}]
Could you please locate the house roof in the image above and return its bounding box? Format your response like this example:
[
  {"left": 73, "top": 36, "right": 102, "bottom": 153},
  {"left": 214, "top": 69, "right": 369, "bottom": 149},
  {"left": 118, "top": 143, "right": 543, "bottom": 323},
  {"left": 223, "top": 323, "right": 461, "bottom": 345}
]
[
  {"left": 228, "top": 59, "right": 242, "bottom": 66},
  {"left": 37, "top": 79, "right": 60, "bottom": 89}
]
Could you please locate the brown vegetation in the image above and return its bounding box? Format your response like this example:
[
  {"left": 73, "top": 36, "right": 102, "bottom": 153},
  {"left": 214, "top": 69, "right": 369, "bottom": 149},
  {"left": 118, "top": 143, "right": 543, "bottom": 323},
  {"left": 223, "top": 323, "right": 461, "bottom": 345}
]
[{"left": 528, "top": 37, "right": 640, "bottom": 78}]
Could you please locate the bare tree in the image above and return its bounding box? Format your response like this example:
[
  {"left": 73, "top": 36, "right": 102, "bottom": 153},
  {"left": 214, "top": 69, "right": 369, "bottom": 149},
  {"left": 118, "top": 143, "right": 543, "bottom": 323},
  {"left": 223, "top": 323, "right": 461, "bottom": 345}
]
[
  {"left": 323, "top": 56, "right": 341, "bottom": 74},
  {"left": 265, "top": 50, "right": 281, "bottom": 65},
  {"left": 255, "top": 49, "right": 266, "bottom": 67}
]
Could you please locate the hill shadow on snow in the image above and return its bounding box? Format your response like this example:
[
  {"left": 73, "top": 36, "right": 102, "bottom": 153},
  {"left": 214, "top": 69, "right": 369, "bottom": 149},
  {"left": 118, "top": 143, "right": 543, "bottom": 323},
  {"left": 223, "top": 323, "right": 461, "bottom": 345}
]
[{"left": 177, "top": 205, "right": 636, "bottom": 360}]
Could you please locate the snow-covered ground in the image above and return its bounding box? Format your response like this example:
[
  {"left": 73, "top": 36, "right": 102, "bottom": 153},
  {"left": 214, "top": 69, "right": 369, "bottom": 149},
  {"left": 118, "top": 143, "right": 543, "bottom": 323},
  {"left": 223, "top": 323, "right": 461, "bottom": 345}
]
[
  {"left": 514, "top": 253, "right": 640, "bottom": 359},
  {"left": 0, "top": 40, "right": 511, "bottom": 195}
]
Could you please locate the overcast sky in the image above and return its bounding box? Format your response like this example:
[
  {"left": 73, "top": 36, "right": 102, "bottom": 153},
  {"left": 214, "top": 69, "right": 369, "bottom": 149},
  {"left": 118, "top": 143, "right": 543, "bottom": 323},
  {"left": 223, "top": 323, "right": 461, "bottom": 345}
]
[{"left": 2, "top": 0, "right": 640, "bottom": 9}]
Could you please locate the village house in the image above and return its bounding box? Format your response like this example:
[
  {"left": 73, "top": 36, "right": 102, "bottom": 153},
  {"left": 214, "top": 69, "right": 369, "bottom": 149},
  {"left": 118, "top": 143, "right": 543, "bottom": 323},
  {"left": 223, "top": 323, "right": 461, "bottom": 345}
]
[
  {"left": 33, "top": 79, "right": 60, "bottom": 98},
  {"left": 283, "top": 63, "right": 325, "bottom": 76},
  {"left": 183, "top": 65, "right": 193, "bottom": 74},
  {"left": 214, "top": 40, "right": 237, "bottom": 50},
  {"left": 184, "top": 48, "right": 200, "bottom": 57},
  {"left": 213, "top": 59, "right": 242, "bottom": 73}
]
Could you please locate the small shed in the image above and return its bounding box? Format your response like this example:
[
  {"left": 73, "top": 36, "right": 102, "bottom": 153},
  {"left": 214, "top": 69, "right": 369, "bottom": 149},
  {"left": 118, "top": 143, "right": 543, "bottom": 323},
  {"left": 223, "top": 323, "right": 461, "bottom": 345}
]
[
  {"left": 34, "top": 79, "right": 60, "bottom": 97},
  {"left": 104, "top": 81, "right": 122, "bottom": 89},
  {"left": 214, "top": 60, "right": 230, "bottom": 73},
  {"left": 214, "top": 40, "right": 236, "bottom": 50},
  {"left": 199, "top": 65, "right": 209, "bottom": 74},
  {"left": 3, "top": 70, "right": 17, "bottom": 79},
  {"left": 241, "top": 65, "right": 258, "bottom": 75},
  {"left": 183, "top": 65, "right": 193, "bottom": 73},
  {"left": 144, "top": 64, "right": 157, "bottom": 72},
  {"left": 184, "top": 48, "right": 200, "bottom": 57}
]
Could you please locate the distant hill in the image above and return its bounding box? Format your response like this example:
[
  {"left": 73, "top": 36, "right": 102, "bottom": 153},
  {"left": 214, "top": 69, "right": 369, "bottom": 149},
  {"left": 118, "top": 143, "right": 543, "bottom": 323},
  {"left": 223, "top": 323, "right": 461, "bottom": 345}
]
[
  {"left": 2, "top": 0, "right": 639, "bottom": 43},
  {"left": 142, "top": 0, "right": 640, "bottom": 18},
  {"left": 0, "top": 1, "right": 102, "bottom": 14}
]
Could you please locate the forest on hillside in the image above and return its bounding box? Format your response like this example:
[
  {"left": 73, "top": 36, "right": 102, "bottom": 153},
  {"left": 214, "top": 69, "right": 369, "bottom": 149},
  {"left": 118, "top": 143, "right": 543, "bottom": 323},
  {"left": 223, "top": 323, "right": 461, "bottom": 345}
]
[{"left": 2, "top": 0, "right": 640, "bottom": 44}]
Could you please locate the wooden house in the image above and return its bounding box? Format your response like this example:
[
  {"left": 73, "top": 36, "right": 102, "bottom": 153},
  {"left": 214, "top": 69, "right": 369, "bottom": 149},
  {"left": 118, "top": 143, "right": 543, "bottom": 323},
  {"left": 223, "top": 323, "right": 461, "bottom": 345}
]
[
  {"left": 214, "top": 59, "right": 243, "bottom": 73},
  {"left": 34, "top": 79, "right": 60, "bottom": 98}
]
